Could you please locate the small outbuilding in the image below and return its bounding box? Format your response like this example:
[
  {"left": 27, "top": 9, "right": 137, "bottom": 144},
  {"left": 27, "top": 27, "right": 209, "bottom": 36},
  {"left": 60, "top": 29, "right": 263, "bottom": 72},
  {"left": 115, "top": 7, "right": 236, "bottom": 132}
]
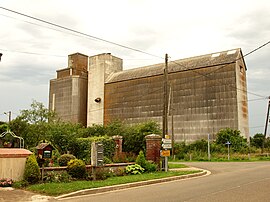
[{"left": 36, "top": 143, "right": 54, "bottom": 159}]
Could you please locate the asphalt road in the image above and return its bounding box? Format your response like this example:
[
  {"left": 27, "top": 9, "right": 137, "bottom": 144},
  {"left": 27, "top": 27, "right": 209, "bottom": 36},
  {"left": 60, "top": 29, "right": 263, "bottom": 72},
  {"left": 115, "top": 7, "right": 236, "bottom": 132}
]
[{"left": 59, "top": 161, "right": 270, "bottom": 202}]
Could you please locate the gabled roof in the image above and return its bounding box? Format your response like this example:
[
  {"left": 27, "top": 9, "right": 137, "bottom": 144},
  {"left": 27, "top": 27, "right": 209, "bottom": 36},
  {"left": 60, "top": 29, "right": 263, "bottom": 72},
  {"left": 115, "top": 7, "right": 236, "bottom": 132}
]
[
  {"left": 106, "top": 48, "right": 244, "bottom": 83},
  {"left": 36, "top": 143, "right": 53, "bottom": 150}
]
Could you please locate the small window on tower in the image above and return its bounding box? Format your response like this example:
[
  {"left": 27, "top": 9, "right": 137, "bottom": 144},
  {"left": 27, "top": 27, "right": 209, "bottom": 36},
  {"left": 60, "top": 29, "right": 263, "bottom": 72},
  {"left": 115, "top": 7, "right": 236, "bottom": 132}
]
[{"left": 240, "top": 66, "right": 244, "bottom": 73}]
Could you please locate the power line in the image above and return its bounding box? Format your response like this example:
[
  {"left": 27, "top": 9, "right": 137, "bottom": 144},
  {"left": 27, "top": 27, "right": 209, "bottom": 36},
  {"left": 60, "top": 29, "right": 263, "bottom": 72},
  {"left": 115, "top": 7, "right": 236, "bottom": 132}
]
[
  {"left": 0, "top": 48, "right": 66, "bottom": 58},
  {"left": 169, "top": 41, "right": 270, "bottom": 99},
  {"left": 0, "top": 6, "right": 164, "bottom": 60}
]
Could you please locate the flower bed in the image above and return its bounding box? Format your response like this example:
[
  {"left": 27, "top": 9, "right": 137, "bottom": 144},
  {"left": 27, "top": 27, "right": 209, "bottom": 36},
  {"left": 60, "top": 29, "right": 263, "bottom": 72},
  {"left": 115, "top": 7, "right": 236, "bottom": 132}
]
[{"left": 0, "top": 178, "right": 13, "bottom": 187}]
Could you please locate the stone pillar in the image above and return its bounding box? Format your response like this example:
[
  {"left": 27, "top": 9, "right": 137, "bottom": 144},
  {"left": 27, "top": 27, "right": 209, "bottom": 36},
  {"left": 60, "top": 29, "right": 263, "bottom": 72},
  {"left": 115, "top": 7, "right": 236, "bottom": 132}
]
[
  {"left": 145, "top": 134, "right": 162, "bottom": 167},
  {"left": 112, "top": 135, "right": 123, "bottom": 157},
  {"left": 0, "top": 149, "right": 32, "bottom": 181}
]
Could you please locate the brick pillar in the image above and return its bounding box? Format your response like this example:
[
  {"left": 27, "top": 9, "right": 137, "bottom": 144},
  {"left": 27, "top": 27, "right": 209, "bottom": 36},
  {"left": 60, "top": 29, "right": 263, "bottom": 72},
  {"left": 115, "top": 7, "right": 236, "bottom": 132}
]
[
  {"left": 112, "top": 135, "right": 123, "bottom": 157},
  {"left": 145, "top": 134, "right": 162, "bottom": 167}
]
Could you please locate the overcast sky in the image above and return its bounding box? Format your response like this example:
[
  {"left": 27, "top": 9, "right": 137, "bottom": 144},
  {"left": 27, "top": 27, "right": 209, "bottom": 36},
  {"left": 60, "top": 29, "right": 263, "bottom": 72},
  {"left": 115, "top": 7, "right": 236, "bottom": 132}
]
[{"left": 0, "top": 0, "right": 269, "bottom": 136}]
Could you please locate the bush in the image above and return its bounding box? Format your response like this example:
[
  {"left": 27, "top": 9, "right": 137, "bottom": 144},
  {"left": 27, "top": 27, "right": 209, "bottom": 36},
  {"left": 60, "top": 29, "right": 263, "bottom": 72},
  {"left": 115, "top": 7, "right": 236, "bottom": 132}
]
[
  {"left": 23, "top": 154, "right": 41, "bottom": 184},
  {"left": 125, "top": 164, "right": 145, "bottom": 175},
  {"left": 93, "top": 168, "right": 112, "bottom": 180},
  {"left": 122, "top": 121, "right": 162, "bottom": 155},
  {"left": 135, "top": 151, "right": 157, "bottom": 172},
  {"left": 112, "top": 152, "right": 137, "bottom": 163},
  {"left": 136, "top": 151, "right": 147, "bottom": 168},
  {"left": 67, "top": 159, "right": 86, "bottom": 179},
  {"left": 103, "top": 156, "right": 112, "bottom": 164},
  {"left": 69, "top": 136, "right": 115, "bottom": 164},
  {"left": 58, "top": 154, "right": 76, "bottom": 166},
  {"left": 43, "top": 171, "right": 72, "bottom": 183},
  {"left": 144, "top": 161, "right": 157, "bottom": 172}
]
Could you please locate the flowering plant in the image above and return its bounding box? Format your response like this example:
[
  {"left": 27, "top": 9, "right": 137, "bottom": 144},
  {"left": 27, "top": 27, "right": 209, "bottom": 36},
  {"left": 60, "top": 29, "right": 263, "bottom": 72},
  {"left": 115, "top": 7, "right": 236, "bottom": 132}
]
[{"left": 0, "top": 178, "right": 13, "bottom": 187}]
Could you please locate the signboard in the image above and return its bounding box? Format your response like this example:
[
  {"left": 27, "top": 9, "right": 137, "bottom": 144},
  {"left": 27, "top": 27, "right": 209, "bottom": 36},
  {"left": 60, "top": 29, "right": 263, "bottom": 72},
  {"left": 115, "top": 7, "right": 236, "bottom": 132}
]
[
  {"left": 43, "top": 150, "right": 52, "bottom": 158},
  {"left": 162, "top": 144, "right": 172, "bottom": 149},
  {"left": 162, "top": 138, "right": 172, "bottom": 144},
  {"left": 161, "top": 150, "right": 170, "bottom": 157}
]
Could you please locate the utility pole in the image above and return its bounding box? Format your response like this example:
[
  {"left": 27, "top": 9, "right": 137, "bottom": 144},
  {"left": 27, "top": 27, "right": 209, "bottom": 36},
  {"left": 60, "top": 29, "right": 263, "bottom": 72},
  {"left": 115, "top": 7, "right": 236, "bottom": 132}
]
[
  {"left": 162, "top": 53, "right": 169, "bottom": 172},
  {"left": 4, "top": 111, "right": 11, "bottom": 123},
  {"left": 163, "top": 53, "right": 169, "bottom": 138},
  {"left": 262, "top": 97, "right": 270, "bottom": 153}
]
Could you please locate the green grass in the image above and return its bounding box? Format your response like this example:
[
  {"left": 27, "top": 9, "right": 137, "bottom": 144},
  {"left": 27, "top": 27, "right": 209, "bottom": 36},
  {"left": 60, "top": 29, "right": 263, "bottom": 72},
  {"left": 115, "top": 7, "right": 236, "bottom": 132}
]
[
  {"left": 27, "top": 170, "right": 200, "bottom": 196},
  {"left": 168, "top": 163, "right": 189, "bottom": 169}
]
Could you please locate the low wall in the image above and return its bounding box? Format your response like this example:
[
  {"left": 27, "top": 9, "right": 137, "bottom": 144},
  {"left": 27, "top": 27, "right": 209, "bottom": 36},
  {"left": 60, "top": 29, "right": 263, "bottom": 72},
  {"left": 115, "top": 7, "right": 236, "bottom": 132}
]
[
  {"left": 0, "top": 149, "right": 32, "bottom": 181},
  {"left": 41, "top": 162, "right": 135, "bottom": 173}
]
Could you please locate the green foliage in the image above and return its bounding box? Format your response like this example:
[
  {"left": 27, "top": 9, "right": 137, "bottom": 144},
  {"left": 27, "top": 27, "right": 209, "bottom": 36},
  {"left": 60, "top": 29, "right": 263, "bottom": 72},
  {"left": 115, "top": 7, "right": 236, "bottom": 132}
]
[
  {"left": 69, "top": 136, "right": 115, "bottom": 164},
  {"left": 103, "top": 156, "right": 113, "bottom": 164},
  {"left": 250, "top": 133, "right": 264, "bottom": 149},
  {"left": 0, "top": 123, "right": 8, "bottom": 133},
  {"left": 144, "top": 161, "right": 157, "bottom": 172},
  {"left": 58, "top": 154, "right": 76, "bottom": 166},
  {"left": 46, "top": 122, "right": 81, "bottom": 154},
  {"left": 23, "top": 154, "right": 41, "bottom": 184},
  {"left": 125, "top": 164, "right": 145, "bottom": 175},
  {"left": 78, "top": 124, "right": 106, "bottom": 137},
  {"left": 216, "top": 128, "right": 248, "bottom": 152},
  {"left": 43, "top": 171, "right": 71, "bottom": 183},
  {"left": 20, "top": 100, "right": 55, "bottom": 124},
  {"left": 67, "top": 159, "right": 87, "bottom": 179},
  {"left": 136, "top": 151, "right": 147, "bottom": 168},
  {"left": 93, "top": 168, "right": 112, "bottom": 180},
  {"left": 135, "top": 151, "right": 157, "bottom": 172},
  {"left": 122, "top": 121, "right": 162, "bottom": 154},
  {"left": 112, "top": 152, "right": 137, "bottom": 163}
]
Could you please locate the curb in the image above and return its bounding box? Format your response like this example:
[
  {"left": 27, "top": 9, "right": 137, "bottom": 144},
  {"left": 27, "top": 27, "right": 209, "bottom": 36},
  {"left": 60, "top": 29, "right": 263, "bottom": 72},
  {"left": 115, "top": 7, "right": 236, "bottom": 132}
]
[{"left": 56, "top": 169, "right": 209, "bottom": 200}]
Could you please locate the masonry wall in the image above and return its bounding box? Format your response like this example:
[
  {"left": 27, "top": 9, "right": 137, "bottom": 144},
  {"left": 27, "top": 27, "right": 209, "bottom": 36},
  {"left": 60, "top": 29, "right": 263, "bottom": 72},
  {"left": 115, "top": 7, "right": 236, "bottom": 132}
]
[
  {"left": 104, "top": 63, "right": 246, "bottom": 142},
  {"left": 87, "top": 53, "right": 122, "bottom": 126},
  {"left": 49, "top": 75, "right": 88, "bottom": 126}
]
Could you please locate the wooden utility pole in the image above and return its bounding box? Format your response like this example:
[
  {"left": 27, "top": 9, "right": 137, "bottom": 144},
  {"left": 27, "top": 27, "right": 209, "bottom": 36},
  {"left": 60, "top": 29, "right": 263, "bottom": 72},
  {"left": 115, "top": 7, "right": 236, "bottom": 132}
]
[
  {"left": 163, "top": 53, "right": 169, "bottom": 138},
  {"left": 262, "top": 97, "right": 270, "bottom": 153}
]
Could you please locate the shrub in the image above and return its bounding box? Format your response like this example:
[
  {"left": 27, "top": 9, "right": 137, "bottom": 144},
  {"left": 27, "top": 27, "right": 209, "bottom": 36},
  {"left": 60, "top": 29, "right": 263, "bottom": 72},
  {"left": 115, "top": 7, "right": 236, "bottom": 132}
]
[
  {"left": 69, "top": 136, "right": 115, "bottom": 164},
  {"left": 43, "top": 171, "right": 72, "bottom": 183},
  {"left": 67, "top": 159, "right": 86, "bottom": 179},
  {"left": 136, "top": 151, "right": 147, "bottom": 168},
  {"left": 23, "top": 154, "right": 41, "bottom": 184},
  {"left": 125, "top": 164, "right": 144, "bottom": 175},
  {"left": 144, "top": 161, "right": 157, "bottom": 172},
  {"left": 135, "top": 151, "right": 157, "bottom": 172},
  {"left": 103, "top": 156, "right": 112, "bottom": 164},
  {"left": 112, "top": 152, "right": 137, "bottom": 163},
  {"left": 93, "top": 168, "right": 112, "bottom": 180},
  {"left": 58, "top": 154, "right": 76, "bottom": 166},
  {"left": 122, "top": 121, "right": 162, "bottom": 155}
]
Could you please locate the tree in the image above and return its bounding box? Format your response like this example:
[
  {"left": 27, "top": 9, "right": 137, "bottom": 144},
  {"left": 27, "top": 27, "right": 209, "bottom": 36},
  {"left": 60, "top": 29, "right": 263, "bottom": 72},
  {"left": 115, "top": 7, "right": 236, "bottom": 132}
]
[
  {"left": 8, "top": 100, "right": 55, "bottom": 148},
  {"left": 215, "top": 128, "right": 248, "bottom": 152},
  {"left": 250, "top": 133, "right": 264, "bottom": 149},
  {"left": 20, "top": 100, "right": 55, "bottom": 124}
]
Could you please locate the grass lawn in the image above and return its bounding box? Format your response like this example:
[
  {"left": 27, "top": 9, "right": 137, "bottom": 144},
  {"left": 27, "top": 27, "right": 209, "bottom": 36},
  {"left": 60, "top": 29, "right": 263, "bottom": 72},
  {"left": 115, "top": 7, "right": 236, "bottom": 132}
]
[
  {"left": 168, "top": 163, "right": 189, "bottom": 169},
  {"left": 27, "top": 170, "right": 200, "bottom": 196}
]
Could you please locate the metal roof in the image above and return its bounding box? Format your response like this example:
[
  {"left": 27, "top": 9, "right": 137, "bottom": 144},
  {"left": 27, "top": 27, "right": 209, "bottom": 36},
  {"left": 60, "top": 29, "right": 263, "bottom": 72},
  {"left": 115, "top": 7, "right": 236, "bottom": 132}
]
[{"left": 106, "top": 48, "right": 243, "bottom": 83}]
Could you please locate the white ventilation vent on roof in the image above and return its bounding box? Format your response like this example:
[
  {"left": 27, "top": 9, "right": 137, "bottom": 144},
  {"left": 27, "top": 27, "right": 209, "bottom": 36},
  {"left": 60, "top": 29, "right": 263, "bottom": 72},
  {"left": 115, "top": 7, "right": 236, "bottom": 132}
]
[
  {"left": 211, "top": 53, "right": 220, "bottom": 58},
  {"left": 227, "top": 50, "right": 237, "bottom": 55}
]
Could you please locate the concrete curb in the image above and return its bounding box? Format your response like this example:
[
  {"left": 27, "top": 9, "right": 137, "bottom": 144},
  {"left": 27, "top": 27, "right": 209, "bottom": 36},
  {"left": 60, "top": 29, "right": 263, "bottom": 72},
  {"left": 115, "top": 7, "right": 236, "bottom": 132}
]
[{"left": 56, "top": 169, "right": 209, "bottom": 200}]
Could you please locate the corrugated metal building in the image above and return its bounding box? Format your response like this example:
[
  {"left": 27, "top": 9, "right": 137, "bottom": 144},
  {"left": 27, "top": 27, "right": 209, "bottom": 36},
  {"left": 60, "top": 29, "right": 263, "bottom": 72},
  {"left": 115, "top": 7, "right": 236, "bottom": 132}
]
[{"left": 49, "top": 49, "right": 249, "bottom": 142}]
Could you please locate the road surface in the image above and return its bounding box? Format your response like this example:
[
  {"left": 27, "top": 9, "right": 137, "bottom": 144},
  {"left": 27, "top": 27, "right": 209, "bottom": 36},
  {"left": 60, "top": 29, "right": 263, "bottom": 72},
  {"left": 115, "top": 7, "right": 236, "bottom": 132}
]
[{"left": 59, "top": 161, "right": 270, "bottom": 202}]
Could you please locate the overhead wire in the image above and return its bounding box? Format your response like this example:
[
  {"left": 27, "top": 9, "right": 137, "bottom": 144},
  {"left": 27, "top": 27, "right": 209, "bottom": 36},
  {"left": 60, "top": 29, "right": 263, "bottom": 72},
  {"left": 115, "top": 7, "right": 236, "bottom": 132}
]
[
  {"left": 1, "top": 6, "right": 269, "bottom": 117},
  {"left": 169, "top": 40, "right": 270, "bottom": 99},
  {"left": 0, "top": 6, "right": 164, "bottom": 60}
]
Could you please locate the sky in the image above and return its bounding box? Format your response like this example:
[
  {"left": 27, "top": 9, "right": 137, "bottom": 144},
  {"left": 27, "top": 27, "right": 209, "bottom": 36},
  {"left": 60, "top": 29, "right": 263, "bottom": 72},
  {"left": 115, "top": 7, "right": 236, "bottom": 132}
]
[{"left": 0, "top": 0, "right": 269, "bottom": 136}]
